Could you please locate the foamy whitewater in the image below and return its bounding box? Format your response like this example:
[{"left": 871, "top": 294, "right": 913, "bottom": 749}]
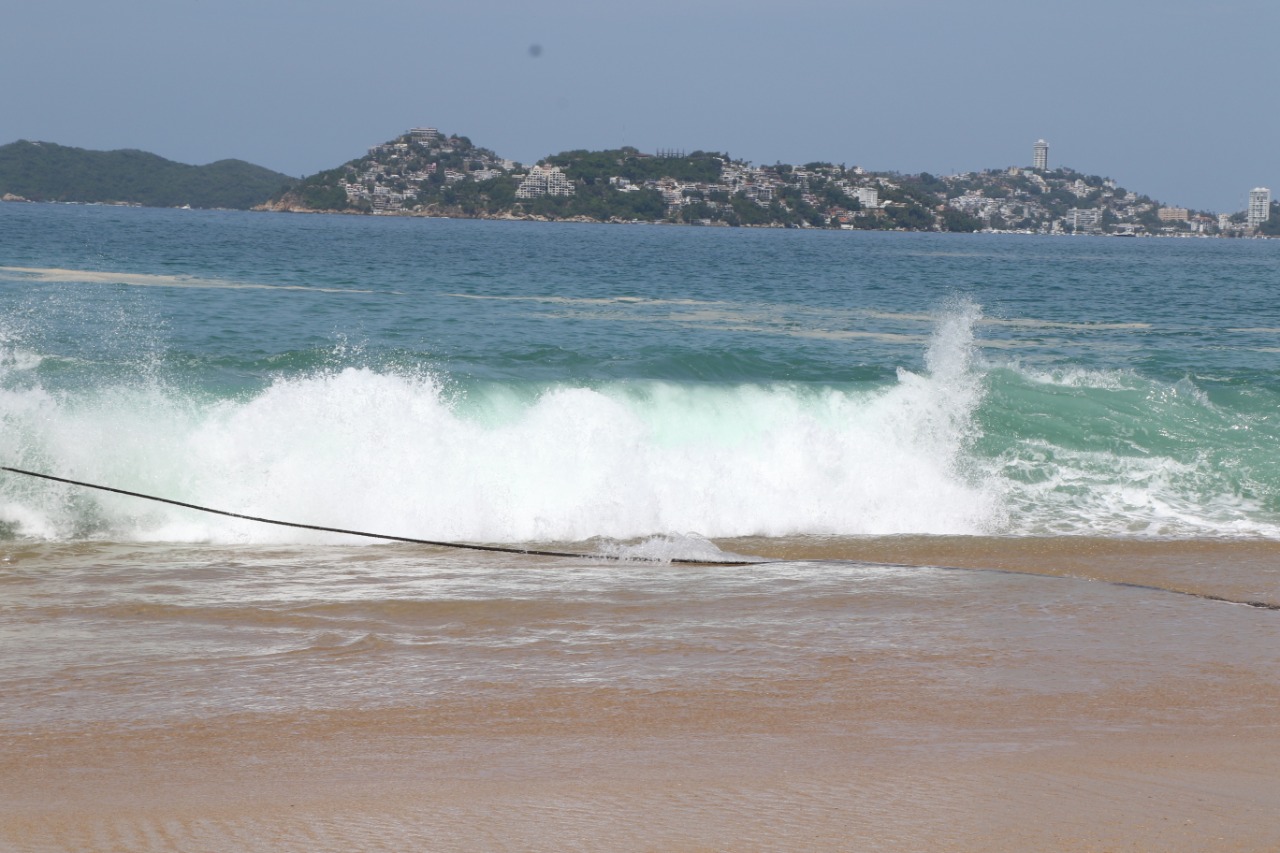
[{"left": 2, "top": 204, "right": 1280, "bottom": 546}]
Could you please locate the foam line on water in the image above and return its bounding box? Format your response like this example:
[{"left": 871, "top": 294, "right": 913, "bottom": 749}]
[{"left": 0, "top": 266, "right": 398, "bottom": 295}]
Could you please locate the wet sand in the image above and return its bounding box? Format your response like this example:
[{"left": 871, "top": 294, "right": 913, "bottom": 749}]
[
  {"left": 7, "top": 727, "right": 1280, "bottom": 852},
  {"left": 3, "top": 537, "right": 1279, "bottom": 852}
]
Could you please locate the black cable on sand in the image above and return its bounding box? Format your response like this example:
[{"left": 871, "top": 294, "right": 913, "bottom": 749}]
[
  {"left": 3, "top": 465, "right": 1277, "bottom": 610},
  {"left": 0, "top": 465, "right": 758, "bottom": 565}
]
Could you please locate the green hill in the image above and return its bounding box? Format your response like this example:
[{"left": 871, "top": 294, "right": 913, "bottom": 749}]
[
  {"left": 270, "top": 126, "right": 1224, "bottom": 234},
  {"left": 0, "top": 140, "right": 297, "bottom": 209}
]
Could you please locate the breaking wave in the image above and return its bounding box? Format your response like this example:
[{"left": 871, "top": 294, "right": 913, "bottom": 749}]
[{"left": 2, "top": 300, "right": 1277, "bottom": 543}]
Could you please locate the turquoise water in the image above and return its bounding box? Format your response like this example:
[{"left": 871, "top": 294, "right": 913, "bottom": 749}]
[{"left": 2, "top": 203, "right": 1278, "bottom": 542}]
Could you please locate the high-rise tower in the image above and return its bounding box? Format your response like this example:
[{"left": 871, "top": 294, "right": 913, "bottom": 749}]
[
  {"left": 1033, "top": 139, "right": 1049, "bottom": 171},
  {"left": 1247, "top": 187, "right": 1271, "bottom": 229}
]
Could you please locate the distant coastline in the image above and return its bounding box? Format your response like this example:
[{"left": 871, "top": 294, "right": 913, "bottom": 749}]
[
  {"left": 0, "top": 140, "right": 295, "bottom": 211},
  {"left": 3, "top": 131, "right": 1277, "bottom": 237}
]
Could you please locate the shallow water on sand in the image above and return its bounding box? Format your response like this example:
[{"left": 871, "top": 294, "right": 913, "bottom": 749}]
[
  {"left": 4, "top": 536, "right": 1277, "bottom": 728},
  {"left": 3, "top": 537, "right": 1279, "bottom": 851}
]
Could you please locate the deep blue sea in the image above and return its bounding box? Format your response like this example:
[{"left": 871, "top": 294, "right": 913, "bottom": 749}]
[{"left": 2, "top": 202, "right": 1278, "bottom": 544}]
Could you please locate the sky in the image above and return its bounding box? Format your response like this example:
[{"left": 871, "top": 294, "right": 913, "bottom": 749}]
[{"left": 2, "top": 0, "right": 1276, "bottom": 213}]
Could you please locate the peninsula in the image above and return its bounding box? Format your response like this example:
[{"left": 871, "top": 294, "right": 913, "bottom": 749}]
[
  {"left": 265, "top": 127, "right": 1278, "bottom": 236},
  {"left": 4, "top": 130, "right": 1276, "bottom": 236}
]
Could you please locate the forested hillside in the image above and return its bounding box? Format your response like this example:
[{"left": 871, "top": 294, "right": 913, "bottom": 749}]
[{"left": 0, "top": 140, "right": 296, "bottom": 209}]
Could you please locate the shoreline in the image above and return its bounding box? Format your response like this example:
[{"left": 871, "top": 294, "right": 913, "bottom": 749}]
[
  {"left": 5, "top": 197, "right": 1275, "bottom": 238},
  {"left": 4, "top": 535, "right": 1279, "bottom": 851}
]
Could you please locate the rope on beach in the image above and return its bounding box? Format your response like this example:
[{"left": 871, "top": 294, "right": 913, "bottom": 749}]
[
  {"left": 3, "top": 464, "right": 1278, "bottom": 611},
  {"left": 0, "top": 465, "right": 758, "bottom": 566}
]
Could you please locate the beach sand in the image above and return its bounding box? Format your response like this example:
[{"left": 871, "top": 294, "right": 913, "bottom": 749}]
[{"left": 3, "top": 538, "right": 1278, "bottom": 852}]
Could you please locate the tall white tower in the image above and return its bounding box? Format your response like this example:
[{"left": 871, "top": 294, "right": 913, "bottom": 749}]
[
  {"left": 1033, "top": 139, "right": 1049, "bottom": 171},
  {"left": 1247, "top": 187, "right": 1271, "bottom": 229}
]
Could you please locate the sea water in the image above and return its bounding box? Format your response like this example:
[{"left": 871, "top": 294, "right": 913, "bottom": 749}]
[
  {"left": 3, "top": 203, "right": 1280, "bottom": 851},
  {"left": 3, "top": 203, "right": 1278, "bottom": 544}
]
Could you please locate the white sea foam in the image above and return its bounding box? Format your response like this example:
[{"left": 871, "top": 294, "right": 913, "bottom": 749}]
[
  {"left": 0, "top": 266, "right": 395, "bottom": 295},
  {"left": 0, "top": 305, "right": 998, "bottom": 544},
  {"left": 995, "top": 441, "right": 1280, "bottom": 538},
  {"left": 0, "top": 336, "right": 43, "bottom": 373},
  {"left": 442, "top": 293, "right": 724, "bottom": 307},
  {"left": 1004, "top": 364, "right": 1145, "bottom": 391},
  {"left": 3, "top": 301, "right": 1274, "bottom": 543}
]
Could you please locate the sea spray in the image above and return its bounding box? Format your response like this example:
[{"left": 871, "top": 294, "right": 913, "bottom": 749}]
[
  {"left": 4, "top": 284, "right": 1279, "bottom": 541},
  {"left": 0, "top": 305, "right": 999, "bottom": 543}
]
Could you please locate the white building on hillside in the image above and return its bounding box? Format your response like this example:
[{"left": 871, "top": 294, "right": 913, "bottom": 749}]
[
  {"left": 516, "top": 165, "right": 575, "bottom": 199},
  {"left": 1067, "top": 208, "right": 1103, "bottom": 231},
  {"left": 1033, "top": 139, "right": 1049, "bottom": 171},
  {"left": 852, "top": 187, "right": 879, "bottom": 209},
  {"left": 1247, "top": 187, "right": 1271, "bottom": 229}
]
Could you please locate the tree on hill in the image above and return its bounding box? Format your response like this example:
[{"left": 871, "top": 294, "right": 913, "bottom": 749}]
[
  {"left": 886, "top": 204, "right": 933, "bottom": 230},
  {"left": 294, "top": 167, "right": 351, "bottom": 210},
  {"left": 941, "top": 208, "right": 983, "bottom": 232},
  {"left": 546, "top": 149, "right": 724, "bottom": 185},
  {"left": 1260, "top": 202, "right": 1280, "bottom": 236},
  {"left": 915, "top": 172, "right": 947, "bottom": 193}
]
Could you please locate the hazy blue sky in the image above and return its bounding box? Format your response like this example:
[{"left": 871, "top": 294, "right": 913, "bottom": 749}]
[{"left": 3, "top": 0, "right": 1275, "bottom": 212}]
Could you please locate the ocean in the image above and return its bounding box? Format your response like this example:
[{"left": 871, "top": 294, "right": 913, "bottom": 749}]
[{"left": 3, "top": 203, "right": 1279, "bottom": 852}]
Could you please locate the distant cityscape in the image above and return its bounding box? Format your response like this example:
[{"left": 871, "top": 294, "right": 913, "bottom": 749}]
[
  {"left": 273, "top": 127, "right": 1276, "bottom": 236},
  {"left": 1020, "top": 139, "right": 1271, "bottom": 236},
  {"left": 2, "top": 130, "right": 1274, "bottom": 236}
]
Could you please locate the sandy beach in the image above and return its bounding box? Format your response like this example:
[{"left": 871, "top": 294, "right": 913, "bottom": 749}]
[
  {"left": 6, "top": 722, "right": 1279, "bottom": 852},
  {"left": 3, "top": 537, "right": 1278, "bottom": 852}
]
